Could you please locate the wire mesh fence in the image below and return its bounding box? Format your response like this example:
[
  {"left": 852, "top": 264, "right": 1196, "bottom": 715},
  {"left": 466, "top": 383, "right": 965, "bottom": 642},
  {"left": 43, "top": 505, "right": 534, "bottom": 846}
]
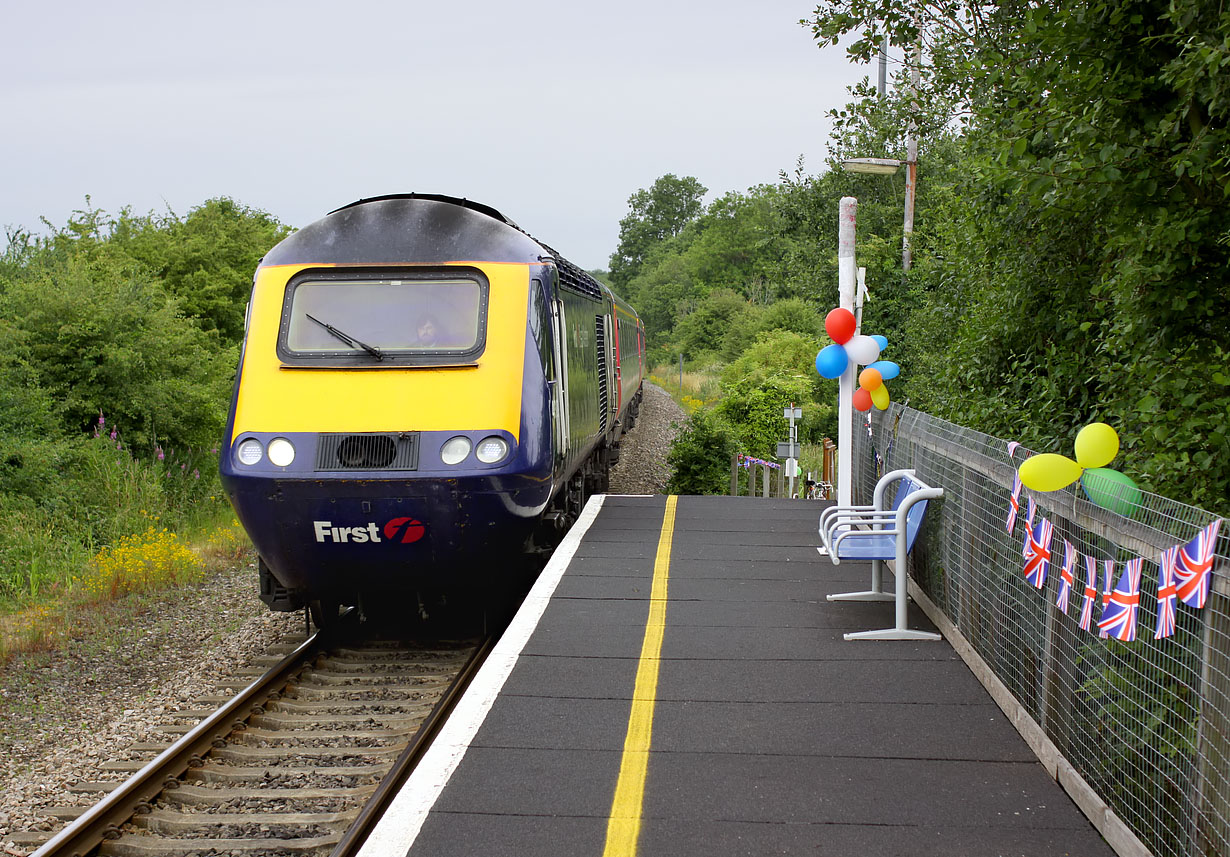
[{"left": 853, "top": 404, "right": 1229, "bottom": 857}]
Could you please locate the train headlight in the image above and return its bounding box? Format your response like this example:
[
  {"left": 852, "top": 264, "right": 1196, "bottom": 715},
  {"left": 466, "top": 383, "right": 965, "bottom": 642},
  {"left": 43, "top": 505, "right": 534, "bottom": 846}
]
[
  {"left": 236, "top": 438, "right": 264, "bottom": 465},
  {"left": 267, "top": 437, "right": 296, "bottom": 467},
  {"left": 441, "top": 436, "right": 472, "bottom": 465},
  {"left": 475, "top": 436, "right": 509, "bottom": 464}
]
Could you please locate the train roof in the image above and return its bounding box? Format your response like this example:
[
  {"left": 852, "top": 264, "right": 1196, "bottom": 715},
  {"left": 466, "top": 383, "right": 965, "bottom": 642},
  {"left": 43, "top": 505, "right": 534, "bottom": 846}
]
[{"left": 260, "top": 194, "right": 605, "bottom": 300}]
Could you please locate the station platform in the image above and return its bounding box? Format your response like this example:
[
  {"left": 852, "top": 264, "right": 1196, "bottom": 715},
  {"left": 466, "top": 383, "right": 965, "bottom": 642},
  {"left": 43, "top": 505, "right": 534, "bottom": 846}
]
[{"left": 358, "top": 494, "right": 1117, "bottom": 857}]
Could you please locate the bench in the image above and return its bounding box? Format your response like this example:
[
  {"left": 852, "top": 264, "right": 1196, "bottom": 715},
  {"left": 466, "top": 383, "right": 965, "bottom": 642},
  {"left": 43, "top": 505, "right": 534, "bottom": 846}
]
[{"left": 818, "top": 468, "right": 943, "bottom": 641}]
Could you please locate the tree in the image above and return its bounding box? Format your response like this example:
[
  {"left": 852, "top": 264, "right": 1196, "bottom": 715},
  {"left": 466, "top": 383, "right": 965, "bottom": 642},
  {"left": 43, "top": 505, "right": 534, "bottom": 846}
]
[
  {"left": 608, "top": 174, "right": 707, "bottom": 289},
  {"left": 111, "top": 198, "right": 289, "bottom": 343}
]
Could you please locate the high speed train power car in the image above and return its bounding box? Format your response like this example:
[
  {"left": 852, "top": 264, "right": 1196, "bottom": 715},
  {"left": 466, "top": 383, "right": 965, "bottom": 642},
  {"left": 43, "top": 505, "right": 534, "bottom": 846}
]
[{"left": 219, "top": 194, "right": 645, "bottom": 626}]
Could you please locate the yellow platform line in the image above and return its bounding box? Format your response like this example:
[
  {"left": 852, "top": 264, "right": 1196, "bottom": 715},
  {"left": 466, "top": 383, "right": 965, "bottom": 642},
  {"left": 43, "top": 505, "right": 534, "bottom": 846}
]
[{"left": 602, "top": 495, "right": 678, "bottom": 857}]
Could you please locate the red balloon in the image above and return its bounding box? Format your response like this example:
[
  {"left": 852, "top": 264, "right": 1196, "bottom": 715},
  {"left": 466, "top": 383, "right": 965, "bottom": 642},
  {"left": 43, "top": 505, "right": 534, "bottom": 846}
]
[
  {"left": 852, "top": 387, "right": 873, "bottom": 412},
  {"left": 825, "top": 308, "right": 857, "bottom": 345}
]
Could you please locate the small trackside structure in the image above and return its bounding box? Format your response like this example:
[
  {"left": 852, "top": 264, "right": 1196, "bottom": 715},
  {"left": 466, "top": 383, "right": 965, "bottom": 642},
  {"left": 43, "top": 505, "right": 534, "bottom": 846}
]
[{"left": 818, "top": 468, "right": 943, "bottom": 641}]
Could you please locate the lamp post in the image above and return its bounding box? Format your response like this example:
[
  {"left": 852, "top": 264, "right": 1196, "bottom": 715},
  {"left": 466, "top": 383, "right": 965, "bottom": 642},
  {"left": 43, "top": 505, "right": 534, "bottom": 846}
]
[{"left": 841, "top": 157, "right": 915, "bottom": 272}]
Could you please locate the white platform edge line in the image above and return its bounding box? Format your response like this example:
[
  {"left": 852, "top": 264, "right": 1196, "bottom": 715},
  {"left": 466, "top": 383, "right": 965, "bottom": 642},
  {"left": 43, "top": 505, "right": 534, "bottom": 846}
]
[{"left": 356, "top": 493, "right": 608, "bottom": 857}]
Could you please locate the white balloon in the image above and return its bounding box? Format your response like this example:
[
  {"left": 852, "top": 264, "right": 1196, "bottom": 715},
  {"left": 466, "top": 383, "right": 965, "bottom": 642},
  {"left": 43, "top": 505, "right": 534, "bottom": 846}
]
[{"left": 845, "top": 334, "right": 882, "bottom": 365}]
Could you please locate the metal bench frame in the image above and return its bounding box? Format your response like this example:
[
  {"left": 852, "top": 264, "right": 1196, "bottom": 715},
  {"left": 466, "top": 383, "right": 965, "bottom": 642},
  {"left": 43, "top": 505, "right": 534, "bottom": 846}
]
[{"left": 818, "top": 468, "right": 943, "bottom": 641}]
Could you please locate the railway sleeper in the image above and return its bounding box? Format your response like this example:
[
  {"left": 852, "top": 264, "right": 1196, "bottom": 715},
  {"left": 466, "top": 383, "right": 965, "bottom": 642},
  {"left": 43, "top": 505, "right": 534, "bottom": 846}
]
[
  {"left": 281, "top": 680, "right": 452, "bottom": 699},
  {"left": 263, "top": 697, "right": 438, "bottom": 713},
  {"left": 164, "top": 783, "right": 378, "bottom": 805},
  {"left": 185, "top": 765, "right": 380, "bottom": 785},
  {"left": 291, "top": 669, "right": 458, "bottom": 685},
  {"left": 131, "top": 808, "right": 356, "bottom": 834},
  {"left": 227, "top": 728, "right": 402, "bottom": 745},
  {"left": 98, "top": 832, "right": 341, "bottom": 857}
]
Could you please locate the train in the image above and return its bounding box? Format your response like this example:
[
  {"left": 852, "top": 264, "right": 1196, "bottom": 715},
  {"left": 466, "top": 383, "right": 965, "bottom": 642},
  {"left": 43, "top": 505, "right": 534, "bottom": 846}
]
[{"left": 218, "top": 194, "right": 645, "bottom": 627}]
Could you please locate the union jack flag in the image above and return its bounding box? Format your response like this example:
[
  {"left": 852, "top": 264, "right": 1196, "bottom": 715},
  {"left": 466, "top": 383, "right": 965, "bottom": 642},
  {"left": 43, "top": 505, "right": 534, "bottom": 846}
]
[
  {"left": 1006, "top": 473, "right": 1023, "bottom": 535},
  {"left": 1098, "top": 558, "right": 1143, "bottom": 642},
  {"left": 1099, "top": 559, "right": 1115, "bottom": 639},
  {"left": 1056, "top": 539, "right": 1076, "bottom": 614},
  {"left": 1078, "top": 555, "right": 1098, "bottom": 632},
  {"left": 1155, "top": 546, "right": 1179, "bottom": 640},
  {"left": 1023, "top": 498, "right": 1037, "bottom": 559},
  {"left": 1174, "top": 519, "right": 1222, "bottom": 610},
  {"left": 1023, "top": 517, "right": 1053, "bottom": 589}
]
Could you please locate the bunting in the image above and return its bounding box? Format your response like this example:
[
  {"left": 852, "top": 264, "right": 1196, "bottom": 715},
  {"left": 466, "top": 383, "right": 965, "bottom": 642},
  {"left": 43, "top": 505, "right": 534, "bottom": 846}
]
[
  {"left": 1078, "top": 555, "right": 1098, "bottom": 632},
  {"left": 1098, "top": 558, "right": 1143, "bottom": 642},
  {"left": 1023, "top": 517, "right": 1053, "bottom": 589},
  {"left": 1155, "top": 546, "right": 1179, "bottom": 641},
  {"left": 1006, "top": 473, "right": 1023, "bottom": 535},
  {"left": 1175, "top": 519, "right": 1221, "bottom": 609},
  {"left": 1056, "top": 539, "right": 1076, "bottom": 614},
  {"left": 1099, "top": 560, "right": 1115, "bottom": 639}
]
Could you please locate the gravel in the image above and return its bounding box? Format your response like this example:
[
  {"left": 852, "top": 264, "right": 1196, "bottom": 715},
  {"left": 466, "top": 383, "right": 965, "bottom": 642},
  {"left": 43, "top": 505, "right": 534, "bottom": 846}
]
[{"left": 0, "top": 381, "right": 685, "bottom": 853}]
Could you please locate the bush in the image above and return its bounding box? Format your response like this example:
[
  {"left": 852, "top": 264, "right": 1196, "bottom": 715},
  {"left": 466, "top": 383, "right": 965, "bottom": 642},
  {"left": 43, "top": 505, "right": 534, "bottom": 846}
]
[{"left": 666, "top": 410, "right": 736, "bottom": 495}]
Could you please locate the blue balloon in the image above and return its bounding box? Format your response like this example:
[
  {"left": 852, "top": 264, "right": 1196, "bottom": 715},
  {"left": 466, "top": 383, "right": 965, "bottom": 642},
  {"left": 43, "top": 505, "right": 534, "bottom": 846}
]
[
  {"left": 815, "top": 344, "right": 848, "bottom": 379},
  {"left": 867, "top": 360, "right": 900, "bottom": 380},
  {"left": 871, "top": 334, "right": 888, "bottom": 350}
]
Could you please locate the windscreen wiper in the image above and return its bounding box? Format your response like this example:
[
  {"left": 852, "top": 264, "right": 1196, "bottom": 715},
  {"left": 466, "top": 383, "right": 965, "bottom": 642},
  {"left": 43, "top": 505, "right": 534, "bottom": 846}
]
[{"left": 305, "top": 314, "right": 383, "bottom": 360}]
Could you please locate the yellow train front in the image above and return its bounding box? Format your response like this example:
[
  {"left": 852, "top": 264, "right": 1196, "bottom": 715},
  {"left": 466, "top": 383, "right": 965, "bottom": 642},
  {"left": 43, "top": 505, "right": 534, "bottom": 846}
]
[{"left": 219, "top": 195, "right": 644, "bottom": 622}]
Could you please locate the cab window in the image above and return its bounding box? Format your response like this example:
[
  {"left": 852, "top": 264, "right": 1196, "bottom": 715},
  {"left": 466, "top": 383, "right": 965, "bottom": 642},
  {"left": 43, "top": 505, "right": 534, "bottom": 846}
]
[{"left": 278, "top": 268, "right": 488, "bottom": 365}]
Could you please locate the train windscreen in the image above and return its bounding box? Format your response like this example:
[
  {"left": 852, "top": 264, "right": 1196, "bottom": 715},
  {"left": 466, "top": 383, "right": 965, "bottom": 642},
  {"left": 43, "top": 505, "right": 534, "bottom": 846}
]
[{"left": 279, "top": 271, "right": 488, "bottom": 363}]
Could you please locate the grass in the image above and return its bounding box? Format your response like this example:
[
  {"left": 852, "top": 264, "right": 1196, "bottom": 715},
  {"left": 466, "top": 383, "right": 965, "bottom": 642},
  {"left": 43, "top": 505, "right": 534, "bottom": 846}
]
[{"left": 0, "top": 510, "right": 252, "bottom": 663}]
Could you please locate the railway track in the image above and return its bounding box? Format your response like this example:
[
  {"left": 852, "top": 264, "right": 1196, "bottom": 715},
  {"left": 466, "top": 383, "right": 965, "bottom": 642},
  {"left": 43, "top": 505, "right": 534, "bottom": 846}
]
[{"left": 29, "top": 624, "right": 492, "bottom": 857}]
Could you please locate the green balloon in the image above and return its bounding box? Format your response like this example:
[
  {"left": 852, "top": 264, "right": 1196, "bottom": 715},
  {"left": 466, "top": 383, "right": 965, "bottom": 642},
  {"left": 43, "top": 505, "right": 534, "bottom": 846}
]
[{"left": 1081, "top": 468, "right": 1142, "bottom": 517}]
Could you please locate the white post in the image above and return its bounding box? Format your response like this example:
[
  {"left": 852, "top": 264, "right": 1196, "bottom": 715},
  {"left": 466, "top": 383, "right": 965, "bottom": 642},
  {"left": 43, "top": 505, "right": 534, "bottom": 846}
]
[
  {"left": 903, "top": 33, "right": 921, "bottom": 272},
  {"left": 837, "top": 197, "right": 858, "bottom": 508}
]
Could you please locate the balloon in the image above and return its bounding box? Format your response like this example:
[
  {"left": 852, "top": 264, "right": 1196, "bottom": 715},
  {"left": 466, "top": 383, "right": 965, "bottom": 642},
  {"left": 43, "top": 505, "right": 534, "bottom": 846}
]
[
  {"left": 858, "top": 367, "right": 883, "bottom": 390},
  {"left": 870, "top": 384, "right": 890, "bottom": 410},
  {"left": 867, "top": 360, "right": 900, "bottom": 380},
  {"left": 871, "top": 334, "right": 888, "bottom": 351},
  {"left": 1081, "top": 468, "right": 1142, "bottom": 517},
  {"left": 824, "top": 308, "right": 857, "bottom": 344},
  {"left": 852, "top": 387, "right": 873, "bottom": 411},
  {"left": 845, "top": 334, "right": 882, "bottom": 365},
  {"left": 1019, "top": 453, "right": 1084, "bottom": 492},
  {"left": 815, "top": 344, "right": 849, "bottom": 379},
  {"left": 1075, "top": 422, "right": 1119, "bottom": 469}
]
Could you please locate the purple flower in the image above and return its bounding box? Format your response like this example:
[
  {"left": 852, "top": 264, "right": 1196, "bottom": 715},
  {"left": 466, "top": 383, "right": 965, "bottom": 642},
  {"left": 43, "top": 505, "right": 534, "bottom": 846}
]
[
  {"left": 98, "top": 411, "right": 105, "bottom": 427},
  {"left": 110, "top": 428, "right": 117, "bottom": 441},
  {"left": 156, "top": 446, "right": 165, "bottom": 461},
  {"left": 193, "top": 469, "right": 200, "bottom": 480}
]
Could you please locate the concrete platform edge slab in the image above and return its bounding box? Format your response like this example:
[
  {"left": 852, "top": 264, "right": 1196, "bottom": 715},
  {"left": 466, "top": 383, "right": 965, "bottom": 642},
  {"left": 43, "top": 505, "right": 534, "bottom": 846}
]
[{"left": 354, "top": 495, "right": 610, "bottom": 857}]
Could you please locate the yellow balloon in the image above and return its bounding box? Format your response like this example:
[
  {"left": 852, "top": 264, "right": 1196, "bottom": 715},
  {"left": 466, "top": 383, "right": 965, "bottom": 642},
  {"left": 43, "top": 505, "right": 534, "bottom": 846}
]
[
  {"left": 1074, "top": 422, "right": 1119, "bottom": 469},
  {"left": 1019, "top": 453, "right": 1084, "bottom": 492},
  {"left": 870, "top": 384, "right": 890, "bottom": 410}
]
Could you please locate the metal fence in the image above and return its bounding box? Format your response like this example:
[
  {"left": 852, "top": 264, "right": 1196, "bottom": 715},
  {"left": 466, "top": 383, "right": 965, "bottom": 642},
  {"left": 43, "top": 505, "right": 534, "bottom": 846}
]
[{"left": 853, "top": 404, "right": 1229, "bottom": 857}]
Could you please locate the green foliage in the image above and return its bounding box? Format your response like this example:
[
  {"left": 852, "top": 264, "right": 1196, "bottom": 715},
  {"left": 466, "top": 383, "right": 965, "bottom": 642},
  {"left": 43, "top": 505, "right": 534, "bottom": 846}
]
[
  {"left": 609, "top": 174, "right": 707, "bottom": 289},
  {"left": 0, "top": 249, "right": 235, "bottom": 454},
  {"left": 110, "top": 198, "right": 289, "bottom": 342},
  {"left": 0, "top": 198, "right": 276, "bottom": 605},
  {"left": 665, "top": 409, "right": 736, "bottom": 495},
  {"left": 716, "top": 331, "right": 834, "bottom": 455}
]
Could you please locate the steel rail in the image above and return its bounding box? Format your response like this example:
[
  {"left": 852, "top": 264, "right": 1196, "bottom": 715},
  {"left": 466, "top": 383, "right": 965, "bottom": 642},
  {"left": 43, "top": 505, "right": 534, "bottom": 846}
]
[
  {"left": 330, "top": 633, "right": 497, "bottom": 857},
  {"left": 31, "top": 629, "right": 325, "bottom": 857}
]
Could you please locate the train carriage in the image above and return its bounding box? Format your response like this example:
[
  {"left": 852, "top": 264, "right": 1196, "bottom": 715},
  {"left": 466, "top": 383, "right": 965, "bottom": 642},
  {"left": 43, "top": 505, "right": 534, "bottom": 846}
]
[{"left": 219, "top": 194, "right": 644, "bottom": 624}]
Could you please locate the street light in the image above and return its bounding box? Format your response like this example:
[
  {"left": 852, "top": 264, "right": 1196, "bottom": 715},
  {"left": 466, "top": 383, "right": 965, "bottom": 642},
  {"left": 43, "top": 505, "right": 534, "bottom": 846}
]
[{"left": 841, "top": 156, "right": 916, "bottom": 271}]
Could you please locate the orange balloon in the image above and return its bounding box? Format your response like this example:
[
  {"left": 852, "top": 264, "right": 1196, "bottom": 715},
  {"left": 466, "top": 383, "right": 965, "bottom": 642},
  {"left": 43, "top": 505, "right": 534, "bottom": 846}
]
[
  {"left": 852, "top": 387, "right": 873, "bottom": 411},
  {"left": 858, "top": 367, "right": 883, "bottom": 391}
]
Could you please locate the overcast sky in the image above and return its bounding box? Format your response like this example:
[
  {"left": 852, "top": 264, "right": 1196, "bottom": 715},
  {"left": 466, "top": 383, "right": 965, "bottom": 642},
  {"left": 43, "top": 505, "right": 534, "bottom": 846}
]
[{"left": 2, "top": 1, "right": 874, "bottom": 270}]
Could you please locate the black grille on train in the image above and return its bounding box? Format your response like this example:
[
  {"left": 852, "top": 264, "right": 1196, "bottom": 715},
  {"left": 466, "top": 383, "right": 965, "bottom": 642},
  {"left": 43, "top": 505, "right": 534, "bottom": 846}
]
[
  {"left": 552, "top": 255, "right": 604, "bottom": 299},
  {"left": 595, "top": 315, "right": 609, "bottom": 434},
  {"left": 315, "top": 432, "right": 419, "bottom": 471}
]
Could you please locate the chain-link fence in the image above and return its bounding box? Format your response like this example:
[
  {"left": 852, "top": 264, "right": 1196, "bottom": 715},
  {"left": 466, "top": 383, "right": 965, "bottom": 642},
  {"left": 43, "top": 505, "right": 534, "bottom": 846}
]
[{"left": 853, "top": 404, "right": 1229, "bottom": 857}]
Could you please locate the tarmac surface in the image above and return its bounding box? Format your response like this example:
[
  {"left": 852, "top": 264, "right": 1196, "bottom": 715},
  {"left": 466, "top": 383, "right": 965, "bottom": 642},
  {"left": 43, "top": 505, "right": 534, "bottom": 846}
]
[{"left": 362, "top": 494, "right": 1118, "bottom": 857}]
